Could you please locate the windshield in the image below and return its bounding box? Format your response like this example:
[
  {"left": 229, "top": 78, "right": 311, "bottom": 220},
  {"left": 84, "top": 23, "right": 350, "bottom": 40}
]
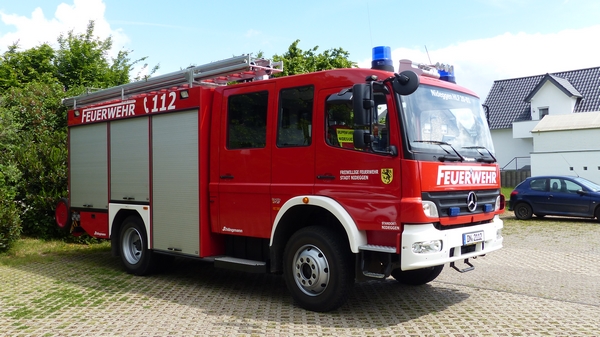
[
  {"left": 400, "top": 84, "right": 495, "bottom": 161},
  {"left": 574, "top": 177, "right": 600, "bottom": 192}
]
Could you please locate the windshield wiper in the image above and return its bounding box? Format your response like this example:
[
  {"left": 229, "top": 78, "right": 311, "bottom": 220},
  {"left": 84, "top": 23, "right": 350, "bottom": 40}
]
[
  {"left": 414, "top": 140, "right": 465, "bottom": 162},
  {"left": 462, "top": 146, "right": 496, "bottom": 163}
]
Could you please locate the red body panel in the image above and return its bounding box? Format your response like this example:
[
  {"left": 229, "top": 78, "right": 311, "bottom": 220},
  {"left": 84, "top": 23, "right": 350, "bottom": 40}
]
[
  {"left": 65, "top": 66, "right": 502, "bottom": 257},
  {"left": 79, "top": 212, "right": 109, "bottom": 239}
]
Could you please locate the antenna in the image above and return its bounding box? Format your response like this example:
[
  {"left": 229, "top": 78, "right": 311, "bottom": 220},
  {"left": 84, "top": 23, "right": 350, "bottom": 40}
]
[
  {"left": 560, "top": 155, "right": 579, "bottom": 177},
  {"left": 366, "top": 1, "right": 373, "bottom": 47},
  {"left": 425, "top": 45, "right": 432, "bottom": 64}
]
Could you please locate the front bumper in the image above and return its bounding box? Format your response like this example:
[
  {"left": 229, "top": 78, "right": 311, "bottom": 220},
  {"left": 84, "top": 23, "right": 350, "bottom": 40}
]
[{"left": 400, "top": 215, "right": 503, "bottom": 271}]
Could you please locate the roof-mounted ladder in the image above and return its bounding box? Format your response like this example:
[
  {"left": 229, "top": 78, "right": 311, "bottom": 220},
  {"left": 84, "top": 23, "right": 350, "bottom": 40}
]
[{"left": 63, "top": 54, "right": 283, "bottom": 109}]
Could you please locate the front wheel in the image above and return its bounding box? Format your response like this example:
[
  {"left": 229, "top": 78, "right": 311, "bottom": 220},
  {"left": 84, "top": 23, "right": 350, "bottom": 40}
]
[
  {"left": 119, "top": 216, "right": 155, "bottom": 276},
  {"left": 283, "top": 226, "right": 354, "bottom": 312},
  {"left": 513, "top": 203, "right": 533, "bottom": 220},
  {"left": 595, "top": 206, "right": 600, "bottom": 222},
  {"left": 391, "top": 265, "right": 444, "bottom": 285}
]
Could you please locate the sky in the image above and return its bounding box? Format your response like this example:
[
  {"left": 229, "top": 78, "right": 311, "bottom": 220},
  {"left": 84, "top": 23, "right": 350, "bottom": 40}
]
[{"left": 0, "top": 0, "right": 599, "bottom": 101}]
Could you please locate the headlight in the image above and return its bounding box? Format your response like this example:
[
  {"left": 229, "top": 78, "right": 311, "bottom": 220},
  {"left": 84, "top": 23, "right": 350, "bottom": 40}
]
[
  {"left": 495, "top": 195, "right": 501, "bottom": 211},
  {"left": 412, "top": 240, "right": 443, "bottom": 254},
  {"left": 422, "top": 200, "right": 439, "bottom": 218}
]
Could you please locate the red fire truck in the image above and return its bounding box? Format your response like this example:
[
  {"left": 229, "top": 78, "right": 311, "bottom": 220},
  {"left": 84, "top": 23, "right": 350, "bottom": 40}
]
[{"left": 55, "top": 46, "right": 504, "bottom": 312}]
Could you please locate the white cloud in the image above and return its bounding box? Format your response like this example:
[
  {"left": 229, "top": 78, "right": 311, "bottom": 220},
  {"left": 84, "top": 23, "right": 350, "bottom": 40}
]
[
  {"left": 245, "top": 29, "right": 261, "bottom": 38},
  {"left": 0, "top": 0, "right": 128, "bottom": 58},
  {"left": 359, "top": 25, "right": 600, "bottom": 101}
]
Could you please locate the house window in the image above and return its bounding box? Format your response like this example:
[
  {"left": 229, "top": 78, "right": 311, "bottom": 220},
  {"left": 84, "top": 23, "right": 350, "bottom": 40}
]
[{"left": 539, "top": 107, "right": 549, "bottom": 119}]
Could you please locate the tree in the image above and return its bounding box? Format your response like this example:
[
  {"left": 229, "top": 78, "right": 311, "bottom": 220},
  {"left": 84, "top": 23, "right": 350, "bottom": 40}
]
[
  {"left": 272, "top": 40, "right": 356, "bottom": 77},
  {"left": 0, "top": 20, "right": 154, "bottom": 249},
  {"left": 54, "top": 21, "right": 156, "bottom": 96},
  {"left": 0, "top": 43, "right": 56, "bottom": 92}
]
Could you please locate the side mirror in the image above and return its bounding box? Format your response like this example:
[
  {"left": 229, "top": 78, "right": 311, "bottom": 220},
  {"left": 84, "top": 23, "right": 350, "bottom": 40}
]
[
  {"left": 353, "top": 129, "right": 370, "bottom": 149},
  {"left": 352, "top": 83, "right": 373, "bottom": 126},
  {"left": 392, "top": 70, "right": 419, "bottom": 95}
]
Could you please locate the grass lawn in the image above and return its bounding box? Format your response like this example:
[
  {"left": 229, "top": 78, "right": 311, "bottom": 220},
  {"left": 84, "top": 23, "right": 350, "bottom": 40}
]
[{"left": 0, "top": 237, "right": 110, "bottom": 267}]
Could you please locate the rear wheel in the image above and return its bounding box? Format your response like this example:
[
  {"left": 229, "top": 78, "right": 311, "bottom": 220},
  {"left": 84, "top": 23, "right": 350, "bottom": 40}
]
[
  {"left": 283, "top": 226, "right": 354, "bottom": 312},
  {"left": 391, "top": 265, "right": 444, "bottom": 285},
  {"left": 119, "top": 216, "right": 155, "bottom": 275},
  {"left": 514, "top": 203, "right": 533, "bottom": 220}
]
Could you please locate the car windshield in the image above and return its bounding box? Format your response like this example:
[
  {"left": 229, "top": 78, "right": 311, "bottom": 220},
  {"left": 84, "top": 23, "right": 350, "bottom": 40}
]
[
  {"left": 400, "top": 85, "right": 494, "bottom": 160},
  {"left": 574, "top": 177, "right": 600, "bottom": 192}
]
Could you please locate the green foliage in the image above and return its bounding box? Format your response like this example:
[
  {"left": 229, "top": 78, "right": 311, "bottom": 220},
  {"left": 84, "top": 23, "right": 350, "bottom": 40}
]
[
  {"left": 0, "top": 160, "right": 22, "bottom": 251},
  {"left": 0, "top": 43, "right": 57, "bottom": 91},
  {"left": 0, "top": 20, "right": 152, "bottom": 248},
  {"left": 1, "top": 82, "right": 68, "bottom": 239},
  {"left": 55, "top": 21, "right": 153, "bottom": 95},
  {"left": 0, "top": 110, "right": 22, "bottom": 252},
  {"left": 273, "top": 39, "right": 357, "bottom": 76}
]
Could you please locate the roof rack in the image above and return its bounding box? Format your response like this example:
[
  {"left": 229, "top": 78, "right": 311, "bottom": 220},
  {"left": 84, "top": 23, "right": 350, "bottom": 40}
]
[{"left": 63, "top": 54, "right": 283, "bottom": 109}]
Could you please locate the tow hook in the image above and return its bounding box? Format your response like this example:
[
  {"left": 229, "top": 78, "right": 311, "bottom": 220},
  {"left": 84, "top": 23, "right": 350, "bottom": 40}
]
[{"left": 450, "top": 258, "right": 475, "bottom": 273}]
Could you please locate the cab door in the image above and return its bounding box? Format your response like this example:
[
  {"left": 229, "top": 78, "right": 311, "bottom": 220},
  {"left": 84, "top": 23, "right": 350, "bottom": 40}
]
[
  {"left": 217, "top": 83, "right": 275, "bottom": 238},
  {"left": 314, "top": 88, "right": 402, "bottom": 232},
  {"left": 271, "top": 85, "right": 315, "bottom": 221}
]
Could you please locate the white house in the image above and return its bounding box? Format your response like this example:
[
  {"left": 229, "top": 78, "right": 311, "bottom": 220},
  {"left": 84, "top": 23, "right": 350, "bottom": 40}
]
[
  {"left": 484, "top": 67, "right": 600, "bottom": 180},
  {"left": 530, "top": 112, "right": 600, "bottom": 182}
]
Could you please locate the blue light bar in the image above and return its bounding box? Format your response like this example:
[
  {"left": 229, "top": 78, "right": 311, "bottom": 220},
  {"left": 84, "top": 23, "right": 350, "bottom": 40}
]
[
  {"left": 435, "top": 63, "right": 456, "bottom": 83},
  {"left": 371, "top": 46, "right": 394, "bottom": 72},
  {"left": 448, "top": 207, "right": 460, "bottom": 217}
]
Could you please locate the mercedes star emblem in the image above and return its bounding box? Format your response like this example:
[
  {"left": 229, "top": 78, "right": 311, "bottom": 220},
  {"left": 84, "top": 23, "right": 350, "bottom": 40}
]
[{"left": 467, "top": 191, "right": 478, "bottom": 212}]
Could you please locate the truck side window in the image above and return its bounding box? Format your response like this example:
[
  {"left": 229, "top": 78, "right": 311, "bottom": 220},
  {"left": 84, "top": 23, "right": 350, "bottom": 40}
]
[
  {"left": 277, "top": 86, "right": 313, "bottom": 147},
  {"left": 325, "top": 100, "right": 355, "bottom": 149},
  {"left": 325, "top": 92, "right": 389, "bottom": 152},
  {"left": 227, "top": 91, "right": 268, "bottom": 149}
]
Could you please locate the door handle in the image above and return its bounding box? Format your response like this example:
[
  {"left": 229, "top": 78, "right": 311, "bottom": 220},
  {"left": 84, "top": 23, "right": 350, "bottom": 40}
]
[
  {"left": 220, "top": 175, "right": 234, "bottom": 179},
  {"left": 317, "top": 175, "right": 335, "bottom": 180}
]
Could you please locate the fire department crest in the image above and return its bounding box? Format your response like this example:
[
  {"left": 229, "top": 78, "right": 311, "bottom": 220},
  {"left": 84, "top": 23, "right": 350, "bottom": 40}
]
[{"left": 381, "top": 168, "right": 393, "bottom": 184}]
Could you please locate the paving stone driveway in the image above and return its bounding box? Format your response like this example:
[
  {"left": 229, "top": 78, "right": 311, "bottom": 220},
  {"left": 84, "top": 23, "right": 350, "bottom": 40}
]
[{"left": 1, "top": 215, "right": 599, "bottom": 336}]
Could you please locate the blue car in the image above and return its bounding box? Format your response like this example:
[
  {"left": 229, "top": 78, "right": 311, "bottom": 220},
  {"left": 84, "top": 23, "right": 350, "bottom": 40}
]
[{"left": 509, "top": 175, "right": 600, "bottom": 220}]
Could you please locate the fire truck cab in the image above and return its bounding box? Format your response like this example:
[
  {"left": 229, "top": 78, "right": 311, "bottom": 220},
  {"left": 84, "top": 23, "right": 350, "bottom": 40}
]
[{"left": 56, "top": 47, "right": 504, "bottom": 312}]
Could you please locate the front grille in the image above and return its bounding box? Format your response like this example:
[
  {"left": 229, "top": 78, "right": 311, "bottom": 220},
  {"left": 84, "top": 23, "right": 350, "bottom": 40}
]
[{"left": 423, "top": 189, "right": 499, "bottom": 217}]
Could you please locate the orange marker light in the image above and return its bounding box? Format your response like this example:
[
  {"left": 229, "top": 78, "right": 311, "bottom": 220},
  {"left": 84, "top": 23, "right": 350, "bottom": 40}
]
[{"left": 302, "top": 197, "right": 309, "bottom": 204}]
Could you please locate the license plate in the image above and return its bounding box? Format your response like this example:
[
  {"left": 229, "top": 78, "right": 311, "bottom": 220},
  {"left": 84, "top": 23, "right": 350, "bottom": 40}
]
[{"left": 463, "top": 231, "right": 484, "bottom": 245}]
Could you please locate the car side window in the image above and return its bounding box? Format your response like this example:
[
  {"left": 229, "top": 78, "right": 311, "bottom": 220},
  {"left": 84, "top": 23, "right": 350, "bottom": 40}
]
[
  {"left": 549, "top": 178, "right": 562, "bottom": 192},
  {"left": 529, "top": 178, "right": 546, "bottom": 191},
  {"left": 563, "top": 180, "right": 583, "bottom": 194}
]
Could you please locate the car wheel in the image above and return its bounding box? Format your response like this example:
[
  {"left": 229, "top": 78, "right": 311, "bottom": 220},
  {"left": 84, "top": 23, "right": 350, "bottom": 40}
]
[
  {"left": 595, "top": 207, "right": 600, "bottom": 222},
  {"left": 514, "top": 203, "right": 533, "bottom": 220}
]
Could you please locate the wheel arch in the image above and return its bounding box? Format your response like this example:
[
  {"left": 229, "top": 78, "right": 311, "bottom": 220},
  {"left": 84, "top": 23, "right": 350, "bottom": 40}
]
[
  {"left": 109, "top": 205, "right": 150, "bottom": 257},
  {"left": 269, "top": 196, "right": 366, "bottom": 274}
]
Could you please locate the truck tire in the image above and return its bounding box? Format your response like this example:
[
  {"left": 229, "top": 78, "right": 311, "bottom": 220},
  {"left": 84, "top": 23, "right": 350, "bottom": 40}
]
[
  {"left": 391, "top": 265, "right": 444, "bottom": 285},
  {"left": 513, "top": 203, "right": 533, "bottom": 220},
  {"left": 119, "top": 216, "right": 154, "bottom": 276},
  {"left": 283, "top": 226, "right": 353, "bottom": 312}
]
